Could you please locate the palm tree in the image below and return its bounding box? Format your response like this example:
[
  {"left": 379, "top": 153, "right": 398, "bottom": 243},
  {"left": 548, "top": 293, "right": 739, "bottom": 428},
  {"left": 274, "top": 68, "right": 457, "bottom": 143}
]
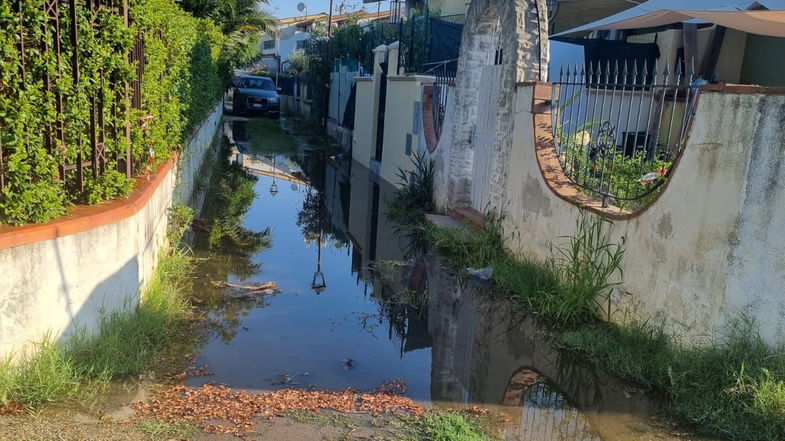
[{"left": 178, "top": 0, "right": 276, "bottom": 35}]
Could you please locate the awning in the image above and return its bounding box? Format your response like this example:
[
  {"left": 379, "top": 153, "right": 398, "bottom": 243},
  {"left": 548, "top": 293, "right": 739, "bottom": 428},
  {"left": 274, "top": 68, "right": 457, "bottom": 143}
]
[
  {"left": 573, "top": 10, "right": 785, "bottom": 37},
  {"left": 553, "top": 0, "right": 785, "bottom": 37}
]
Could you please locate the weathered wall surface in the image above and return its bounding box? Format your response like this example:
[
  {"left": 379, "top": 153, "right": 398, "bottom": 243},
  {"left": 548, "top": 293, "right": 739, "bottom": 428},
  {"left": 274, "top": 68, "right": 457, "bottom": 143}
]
[
  {"left": 505, "top": 85, "right": 785, "bottom": 345},
  {"left": 174, "top": 103, "right": 224, "bottom": 207},
  {"left": 0, "top": 102, "right": 223, "bottom": 357},
  {"left": 379, "top": 75, "right": 432, "bottom": 187}
]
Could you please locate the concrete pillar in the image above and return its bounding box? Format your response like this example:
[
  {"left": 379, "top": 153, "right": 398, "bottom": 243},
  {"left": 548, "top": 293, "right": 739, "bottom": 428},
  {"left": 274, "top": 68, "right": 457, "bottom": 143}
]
[
  {"left": 387, "top": 41, "right": 401, "bottom": 76},
  {"left": 370, "top": 45, "right": 391, "bottom": 161}
]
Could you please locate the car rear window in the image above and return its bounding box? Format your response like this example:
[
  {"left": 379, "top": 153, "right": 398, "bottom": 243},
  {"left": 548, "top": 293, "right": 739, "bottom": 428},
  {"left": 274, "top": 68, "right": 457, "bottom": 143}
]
[{"left": 240, "top": 78, "right": 275, "bottom": 90}]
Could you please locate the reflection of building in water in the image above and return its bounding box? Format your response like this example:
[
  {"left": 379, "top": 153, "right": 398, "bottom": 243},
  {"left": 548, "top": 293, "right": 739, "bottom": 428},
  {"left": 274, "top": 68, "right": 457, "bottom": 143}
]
[
  {"left": 425, "top": 256, "right": 660, "bottom": 440},
  {"left": 346, "top": 159, "right": 405, "bottom": 280}
]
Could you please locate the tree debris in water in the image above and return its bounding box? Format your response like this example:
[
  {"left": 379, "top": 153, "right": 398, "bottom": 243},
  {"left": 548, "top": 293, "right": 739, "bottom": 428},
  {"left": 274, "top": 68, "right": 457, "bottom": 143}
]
[
  {"left": 211, "top": 280, "right": 282, "bottom": 299},
  {"left": 340, "top": 358, "right": 355, "bottom": 370},
  {"left": 211, "top": 280, "right": 278, "bottom": 291},
  {"left": 133, "top": 383, "right": 425, "bottom": 436},
  {"left": 186, "top": 364, "right": 214, "bottom": 377},
  {"left": 373, "top": 379, "right": 409, "bottom": 395},
  {"left": 266, "top": 372, "right": 310, "bottom": 386}
]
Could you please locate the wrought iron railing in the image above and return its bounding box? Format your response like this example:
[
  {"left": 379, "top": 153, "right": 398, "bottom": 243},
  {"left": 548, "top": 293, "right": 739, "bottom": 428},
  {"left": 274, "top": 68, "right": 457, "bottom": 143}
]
[
  {"left": 423, "top": 59, "right": 457, "bottom": 143},
  {"left": 551, "top": 60, "right": 699, "bottom": 209},
  {"left": 0, "top": 0, "right": 143, "bottom": 196}
]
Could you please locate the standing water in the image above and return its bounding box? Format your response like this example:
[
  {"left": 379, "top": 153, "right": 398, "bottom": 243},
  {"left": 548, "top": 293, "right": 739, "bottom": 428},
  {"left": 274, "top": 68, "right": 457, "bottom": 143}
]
[{"left": 184, "top": 117, "right": 696, "bottom": 441}]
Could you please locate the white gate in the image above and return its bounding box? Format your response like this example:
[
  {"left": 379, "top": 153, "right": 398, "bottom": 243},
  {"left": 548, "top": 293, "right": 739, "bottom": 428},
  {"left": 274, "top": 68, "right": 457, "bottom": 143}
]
[{"left": 471, "top": 64, "right": 503, "bottom": 212}]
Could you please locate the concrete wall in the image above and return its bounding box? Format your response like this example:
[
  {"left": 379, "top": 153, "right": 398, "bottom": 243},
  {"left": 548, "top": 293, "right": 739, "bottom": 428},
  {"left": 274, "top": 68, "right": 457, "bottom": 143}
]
[
  {"left": 352, "top": 45, "right": 391, "bottom": 168},
  {"left": 504, "top": 84, "right": 785, "bottom": 345},
  {"left": 353, "top": 77, "right": 376, "bottom": 167},
  {"left": 379, "top": 75, "right": 432, "bottom": 186},
  {"left": 0, "top": 102, "right": 224, "bottom": 357}
]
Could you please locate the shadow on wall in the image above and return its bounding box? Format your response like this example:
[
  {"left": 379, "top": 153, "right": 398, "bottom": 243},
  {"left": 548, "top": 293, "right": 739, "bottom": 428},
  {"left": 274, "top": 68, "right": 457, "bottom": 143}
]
[{"left": 54, "top": 253, "right": 141, "bottom": 347}]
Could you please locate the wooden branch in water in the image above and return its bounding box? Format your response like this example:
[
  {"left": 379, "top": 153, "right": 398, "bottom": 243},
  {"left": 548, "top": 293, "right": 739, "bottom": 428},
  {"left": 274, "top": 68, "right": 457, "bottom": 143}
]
[{"left": 211, "top": 280, "right": 277, "bottom": 291}]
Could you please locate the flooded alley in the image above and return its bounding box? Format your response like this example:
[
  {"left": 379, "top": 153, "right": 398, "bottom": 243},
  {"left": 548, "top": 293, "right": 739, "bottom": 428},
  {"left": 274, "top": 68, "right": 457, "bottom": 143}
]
[{"left": 179, "top": 117, "right": 699, "bottom": 441}]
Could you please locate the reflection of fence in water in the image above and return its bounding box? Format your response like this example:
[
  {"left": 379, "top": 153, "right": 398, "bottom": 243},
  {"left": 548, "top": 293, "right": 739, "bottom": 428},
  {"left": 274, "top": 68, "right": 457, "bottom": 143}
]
[{"left": 512, "top": 381, "right": 601, "bottom": 441}]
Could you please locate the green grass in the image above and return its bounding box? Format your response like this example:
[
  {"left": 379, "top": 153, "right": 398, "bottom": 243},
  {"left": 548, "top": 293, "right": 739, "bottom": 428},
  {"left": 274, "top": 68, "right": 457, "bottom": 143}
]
[
  {"left": 561, "top": 321, "right": 785, "bottom": 441},
  {"left": 424, "top": 216, "right": 559, "bottom": 304},
  {"left": 138, "top": 420, "right": 199, "bottom": 438},
  {"left": 246, "top": 118, "right": 298, "bottom": 155},
  {"left": 0, "top": 210, "right": 197, "bottom": 413},
  {"left": 387, "top": 152, "right": 437, "bottom": 227},
  {"left": 411, "top": 412, "right": 495, "bottom": 441},
  {"left": 389, "top": 173, "right": 785, "bottom": 441}
]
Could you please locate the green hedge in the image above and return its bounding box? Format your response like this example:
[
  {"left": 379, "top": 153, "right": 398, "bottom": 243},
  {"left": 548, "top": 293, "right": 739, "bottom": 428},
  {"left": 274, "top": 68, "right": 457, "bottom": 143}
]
[{"left": 0, "top": 0, "right": 228, "bottom": 226}]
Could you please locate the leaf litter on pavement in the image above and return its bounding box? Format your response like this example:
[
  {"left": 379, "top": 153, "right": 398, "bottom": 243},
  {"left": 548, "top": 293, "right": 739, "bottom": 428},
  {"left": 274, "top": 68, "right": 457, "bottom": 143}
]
[{"left": 133, "top": 380, "right": 425, "bottom": 437}]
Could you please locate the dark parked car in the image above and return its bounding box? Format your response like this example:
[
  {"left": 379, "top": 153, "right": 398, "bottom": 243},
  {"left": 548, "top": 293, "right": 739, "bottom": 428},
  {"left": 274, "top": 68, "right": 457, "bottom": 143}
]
[{"left": 230, "top": 75, "right": 280, "bottom": 118}]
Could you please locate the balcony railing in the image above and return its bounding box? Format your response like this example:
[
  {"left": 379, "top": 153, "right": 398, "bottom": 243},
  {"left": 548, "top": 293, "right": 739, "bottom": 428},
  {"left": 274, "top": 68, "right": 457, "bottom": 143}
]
[{"left": 550, "top": 59, "right": 699, "bottom": 210}]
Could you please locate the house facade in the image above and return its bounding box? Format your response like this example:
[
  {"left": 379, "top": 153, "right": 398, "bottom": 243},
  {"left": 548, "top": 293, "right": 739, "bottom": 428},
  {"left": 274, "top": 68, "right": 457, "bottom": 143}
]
[{"left": 260, "top": 10, "right": 392, "bottom": 73}]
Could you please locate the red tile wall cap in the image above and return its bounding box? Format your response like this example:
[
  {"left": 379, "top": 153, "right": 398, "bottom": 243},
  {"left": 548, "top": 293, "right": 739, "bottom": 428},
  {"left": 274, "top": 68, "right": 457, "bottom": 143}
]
[
  {"left": 700, "top": 83, "right": 785, "bottom": 95},
  {"left": 530, "top": 81, "right": 698, "bottom": 221},
  {"left": 0, "top": 155, "right": 178, "bottom": 251}
]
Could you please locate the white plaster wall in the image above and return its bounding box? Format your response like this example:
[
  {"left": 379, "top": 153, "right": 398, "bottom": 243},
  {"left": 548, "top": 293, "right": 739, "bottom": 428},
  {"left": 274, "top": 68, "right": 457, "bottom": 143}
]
[
  {"left": 174, "top": 101, "right": 224, "bottom": 207},
  {"left": 0, "top": 103, "right": 224, "bottom": 357},
  {"left": 504, "top": 85, "right": 785, "bottom": 345},
  {"left": 379, "top": 76, "right": 432, "bottom": 187},
  {"left": 353, "top": 78, "right": 375, "bottom": 167}
]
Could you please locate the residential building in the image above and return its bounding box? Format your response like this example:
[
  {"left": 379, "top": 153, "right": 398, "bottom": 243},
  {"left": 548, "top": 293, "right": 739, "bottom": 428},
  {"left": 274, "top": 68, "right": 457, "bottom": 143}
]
[{"left": 260, "top": 9, "right": 392, "bottom": 73}]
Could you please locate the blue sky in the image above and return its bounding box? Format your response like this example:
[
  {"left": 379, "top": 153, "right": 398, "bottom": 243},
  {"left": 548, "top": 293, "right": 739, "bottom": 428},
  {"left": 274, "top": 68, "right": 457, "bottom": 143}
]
[{"left": 266, "top": 0, "right": 387, "bottom": 19}]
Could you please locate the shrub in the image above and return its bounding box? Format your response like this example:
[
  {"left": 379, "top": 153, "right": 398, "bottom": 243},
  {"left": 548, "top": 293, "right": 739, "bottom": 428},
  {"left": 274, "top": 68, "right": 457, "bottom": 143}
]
[{"left": 0, "top": 0, "right": 228, "bottom": 225}]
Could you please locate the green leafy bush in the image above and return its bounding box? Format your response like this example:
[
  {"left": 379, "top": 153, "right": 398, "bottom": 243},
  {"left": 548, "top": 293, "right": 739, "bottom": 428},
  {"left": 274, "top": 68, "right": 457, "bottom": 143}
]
[{"left": 0, "top": 0, "right": 228, "bottom": 225}]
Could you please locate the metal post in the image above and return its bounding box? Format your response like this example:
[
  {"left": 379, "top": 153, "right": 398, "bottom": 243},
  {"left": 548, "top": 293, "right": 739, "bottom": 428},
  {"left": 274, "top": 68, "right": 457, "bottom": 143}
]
[
  {"left": 123, "top": 0, "right": 132, "bottom": 178},
  {"left": 69, "top": 0, "right": 84, "bottom": 191},
  {"left": 327, "top": 0, "right": 334, "bottom": 37}
]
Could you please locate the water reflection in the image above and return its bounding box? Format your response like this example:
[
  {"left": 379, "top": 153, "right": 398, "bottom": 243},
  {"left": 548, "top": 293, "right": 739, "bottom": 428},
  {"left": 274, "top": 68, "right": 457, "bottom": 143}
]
[{"left": 186, "top": 122, "right": 688, "bottom": 441}]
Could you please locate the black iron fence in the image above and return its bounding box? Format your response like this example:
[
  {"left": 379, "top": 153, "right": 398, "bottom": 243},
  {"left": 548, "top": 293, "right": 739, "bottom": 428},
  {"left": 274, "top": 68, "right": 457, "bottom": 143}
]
[
  {"left": 550, "top": 60, "right": 699, "bottom": 209},
  {"left": 0, "top": 0, "right": 142, "bottom": 195}
]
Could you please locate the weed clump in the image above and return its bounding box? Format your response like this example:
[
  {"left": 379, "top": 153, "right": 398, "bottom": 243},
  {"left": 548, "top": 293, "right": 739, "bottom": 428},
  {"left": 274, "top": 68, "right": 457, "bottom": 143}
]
[
  {"left": 411, "top": 412, "right": 494, "bottom": 441},
  {"left": 424, "top": 214, "right": 559, "bottom": 304},
  {"left": 561, "top": 321, "right": 785, "bottom": 441},
  {"left": 387, "top": 152, "right": 436, "bottom": 227}
]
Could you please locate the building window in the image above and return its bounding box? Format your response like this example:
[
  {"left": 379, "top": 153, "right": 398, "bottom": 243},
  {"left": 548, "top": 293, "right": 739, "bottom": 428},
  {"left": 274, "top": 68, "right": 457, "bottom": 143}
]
[
  {"left": 263, "top": 40, "right": 276, "bottom": 50},
  {"left": 296, "top": 40, "right": 306, "bottom": 50}
]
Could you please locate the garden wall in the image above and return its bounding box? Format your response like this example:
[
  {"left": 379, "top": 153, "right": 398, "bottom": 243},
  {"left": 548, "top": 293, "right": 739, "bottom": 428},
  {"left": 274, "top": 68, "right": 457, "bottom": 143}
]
[
  {"left": 504, "top": 83, "right": 785, "bottom": 345},
  {"left": 0, "top": 102, "right": 223, "bottom": 357}
]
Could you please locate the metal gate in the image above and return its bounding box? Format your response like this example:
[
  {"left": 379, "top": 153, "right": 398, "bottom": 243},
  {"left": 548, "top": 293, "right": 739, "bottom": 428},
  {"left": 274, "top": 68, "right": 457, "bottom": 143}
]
[{"left": 471, "top": 64, "right": 503, "bottom": 212}]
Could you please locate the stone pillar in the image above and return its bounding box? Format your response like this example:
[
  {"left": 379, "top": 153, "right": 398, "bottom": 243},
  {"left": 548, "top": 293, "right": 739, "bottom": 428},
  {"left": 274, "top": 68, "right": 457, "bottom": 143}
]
[
  {"left": 447, "top": 0, "right": 549, "bottom": 210},
  {"left": 387, "top": 41, "right": 401, "bottom": 76}
]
